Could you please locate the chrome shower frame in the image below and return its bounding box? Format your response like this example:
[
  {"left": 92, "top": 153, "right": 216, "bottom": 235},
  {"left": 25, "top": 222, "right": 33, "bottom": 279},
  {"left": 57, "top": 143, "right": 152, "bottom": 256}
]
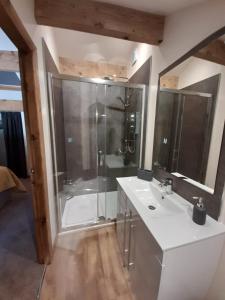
[{"left": 47, "top": 73, "right": 148, "bottom": 233}]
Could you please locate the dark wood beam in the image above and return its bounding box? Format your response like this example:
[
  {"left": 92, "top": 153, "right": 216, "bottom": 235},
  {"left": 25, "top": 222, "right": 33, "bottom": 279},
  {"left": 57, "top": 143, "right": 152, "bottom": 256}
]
[
  {"left": 194, "top": 39, "right": 225, "bottom": 66},
  {"left": 35, "top": 0, "right": 165, "bottom": 45}
]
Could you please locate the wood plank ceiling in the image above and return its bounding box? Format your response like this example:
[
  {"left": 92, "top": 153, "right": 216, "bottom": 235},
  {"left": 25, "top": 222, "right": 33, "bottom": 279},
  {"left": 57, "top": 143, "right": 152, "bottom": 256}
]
[{"left": 34, "top": 0, "right": 165, "bottom": 45}]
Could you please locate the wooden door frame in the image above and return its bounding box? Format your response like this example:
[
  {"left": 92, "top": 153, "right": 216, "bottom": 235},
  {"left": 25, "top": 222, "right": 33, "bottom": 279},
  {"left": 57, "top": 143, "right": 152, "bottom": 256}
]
[{"left": 0, "top": 0, "right": 52, "bottom": 263}]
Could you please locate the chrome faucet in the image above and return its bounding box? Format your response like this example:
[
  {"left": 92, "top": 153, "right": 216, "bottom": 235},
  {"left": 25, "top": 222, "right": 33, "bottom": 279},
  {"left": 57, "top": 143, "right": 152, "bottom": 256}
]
[
  {"left": 159, "top": 178, "right": 173, "bottom": 195},
  {"left": 159, "top": 179, "right": 166, "bottom": 188}
]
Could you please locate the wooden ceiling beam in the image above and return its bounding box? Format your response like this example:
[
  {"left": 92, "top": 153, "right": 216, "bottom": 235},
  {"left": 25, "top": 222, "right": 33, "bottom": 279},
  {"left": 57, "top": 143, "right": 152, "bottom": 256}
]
[
  {"left": 0, "top": 50, "right": 19, "bottom": 72},
  {"left": 34, "top": 0, "right": 165, "bottom": 45},
  {"left": 194, "top": 39, "right": 225, "bottom": 66},
  {"left": 0, "top": 100, "right": 23, "bottom": 112},
  {"left": 0, "top": 84, "right": 21, "bottom": 91}
]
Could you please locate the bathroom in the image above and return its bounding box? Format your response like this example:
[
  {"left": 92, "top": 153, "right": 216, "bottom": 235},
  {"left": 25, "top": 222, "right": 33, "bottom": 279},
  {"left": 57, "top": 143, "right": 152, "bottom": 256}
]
[
  {"left": 1, "top": 0, "right": 225, "bottom": 299},
  {"left": 43, "top": 16, "right": 225, "bottom": 300}
]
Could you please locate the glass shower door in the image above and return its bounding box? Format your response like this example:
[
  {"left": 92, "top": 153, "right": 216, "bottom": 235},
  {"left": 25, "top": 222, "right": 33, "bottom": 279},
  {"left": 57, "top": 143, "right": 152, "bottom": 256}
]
[
  {"left": 98, "top": 84, "right": 144, "bottom": 220},
  {"left": 48, "top": 75, "right": 100, "bottom": 229},
  {"left": 153, "top": 88, "right": 213, "bottom": 183},
  {"left": 61, "top": 79, "right": 99, "bottom": 227},
  {"left": 96, "top": 84, "right": 107, "bottom": 220},
  {"left": 48, "top": 74, "right": 147, "bottom": 230}
]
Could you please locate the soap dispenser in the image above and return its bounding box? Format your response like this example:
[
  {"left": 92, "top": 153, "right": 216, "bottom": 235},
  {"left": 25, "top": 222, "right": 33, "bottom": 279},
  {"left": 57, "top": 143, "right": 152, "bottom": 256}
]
[{"left": 192, "top": 196, "right": 206, "bottom": 225}]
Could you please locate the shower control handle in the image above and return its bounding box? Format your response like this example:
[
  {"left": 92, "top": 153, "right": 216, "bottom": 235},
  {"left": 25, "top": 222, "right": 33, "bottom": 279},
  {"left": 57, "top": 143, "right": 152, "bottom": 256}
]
[{"left": 98, "top": 150, "right": 104, "bottom": 166}]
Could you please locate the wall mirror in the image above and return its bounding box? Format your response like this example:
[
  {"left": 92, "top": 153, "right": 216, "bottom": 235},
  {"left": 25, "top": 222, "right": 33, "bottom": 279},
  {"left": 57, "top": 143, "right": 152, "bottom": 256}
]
[{"left": 153, "top": 31, "right": 225, "bottom": 195}]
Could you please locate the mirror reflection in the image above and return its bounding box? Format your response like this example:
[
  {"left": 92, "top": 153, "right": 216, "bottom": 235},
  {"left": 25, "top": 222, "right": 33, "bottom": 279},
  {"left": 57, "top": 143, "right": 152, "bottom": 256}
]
[{"left": 153, "top": 36, "right": 225, "bottom": 193}]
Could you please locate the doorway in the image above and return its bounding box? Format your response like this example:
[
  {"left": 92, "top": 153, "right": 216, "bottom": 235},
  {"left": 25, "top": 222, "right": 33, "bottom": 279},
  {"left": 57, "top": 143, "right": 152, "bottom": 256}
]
[
  {"left": 0, "top": 27, "right": 47, "bottom": 299},
  {"left": 0, "top": 0, "right": 51, "bottom": 265}
]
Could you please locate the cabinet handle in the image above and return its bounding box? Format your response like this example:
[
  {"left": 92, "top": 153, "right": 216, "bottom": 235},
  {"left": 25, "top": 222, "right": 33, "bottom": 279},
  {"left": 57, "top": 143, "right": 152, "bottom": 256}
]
[
  {"left": 128, "top": 262, "right": 134, "bottom": 268},
  {"left": 128, "top": 214, "right": 135, "bottom": 270}
]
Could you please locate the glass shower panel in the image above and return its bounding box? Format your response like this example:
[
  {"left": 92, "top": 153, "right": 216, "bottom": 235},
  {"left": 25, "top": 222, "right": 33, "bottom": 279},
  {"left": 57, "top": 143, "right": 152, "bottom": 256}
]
[
  {"left": 96, "top": 84, "right": 107, "bottom": 220},
  {"left": 153, "top": 91, "right": 181, "bottom": 172},
  {"left": 153, "top": 90, "right": 212, "bottom": 182},
  {"left": 49, "top": 77, "right": 66, "bottom": 221},
  {"left": 103, "top": 85, "right": 143, "bottom": 219},
  {"left": 50, "top": 78, "right": 100, "bottom": 228},
  {"left": 62, "top": 80, "right": 99, "bottom": 227},
  {"left": 48, "top": 74, "right": 146, "bottom": 230}
]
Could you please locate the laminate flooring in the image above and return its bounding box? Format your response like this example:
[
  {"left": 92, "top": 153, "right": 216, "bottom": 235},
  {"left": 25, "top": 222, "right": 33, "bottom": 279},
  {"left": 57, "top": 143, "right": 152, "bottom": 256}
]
[{"left": 40, "top": 226, "right": 134, "bottom": 300}]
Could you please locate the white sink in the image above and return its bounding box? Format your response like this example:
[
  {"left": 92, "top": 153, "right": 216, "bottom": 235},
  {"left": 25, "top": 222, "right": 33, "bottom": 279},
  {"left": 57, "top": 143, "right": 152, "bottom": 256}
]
[
  {"left": 117, "top": 176, "right": 225, "bottom": 252},
  {"left": 126, "top": 177, "right": 183, "bottom": 217},
  {"left": 116, "top": 176, "right": 225, "bottom": 300}
]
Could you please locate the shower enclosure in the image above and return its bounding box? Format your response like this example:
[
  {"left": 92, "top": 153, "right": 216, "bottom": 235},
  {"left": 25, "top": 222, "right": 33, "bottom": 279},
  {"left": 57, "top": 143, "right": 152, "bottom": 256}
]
[{"left": 47, "top": 74, "right": 147, "bottom": 230}]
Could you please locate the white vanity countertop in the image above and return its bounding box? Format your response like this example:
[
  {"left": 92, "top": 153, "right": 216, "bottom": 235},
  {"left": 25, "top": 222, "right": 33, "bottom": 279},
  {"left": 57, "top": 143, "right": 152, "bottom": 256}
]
[{"left": 117, "top": 176, "right": 225, "bottom": 251}]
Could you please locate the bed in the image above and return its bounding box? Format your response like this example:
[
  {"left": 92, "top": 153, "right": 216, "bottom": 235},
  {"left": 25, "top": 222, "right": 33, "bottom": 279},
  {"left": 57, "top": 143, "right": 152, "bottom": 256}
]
[{"left": 0, "top": 166, "right": 26, "bottom": 209}]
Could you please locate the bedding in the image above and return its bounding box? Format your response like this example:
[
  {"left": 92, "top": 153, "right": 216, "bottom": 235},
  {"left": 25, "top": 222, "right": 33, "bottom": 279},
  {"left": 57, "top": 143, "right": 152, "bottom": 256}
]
[{"left": 0, "top": 166, "right": 26, "bottom": 192}]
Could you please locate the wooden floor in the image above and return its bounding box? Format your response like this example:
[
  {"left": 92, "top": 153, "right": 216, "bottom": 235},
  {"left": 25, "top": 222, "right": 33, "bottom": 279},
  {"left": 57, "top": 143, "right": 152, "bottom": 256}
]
[{"left": 40, "top": 225, "right": 134, "bottom": 300}]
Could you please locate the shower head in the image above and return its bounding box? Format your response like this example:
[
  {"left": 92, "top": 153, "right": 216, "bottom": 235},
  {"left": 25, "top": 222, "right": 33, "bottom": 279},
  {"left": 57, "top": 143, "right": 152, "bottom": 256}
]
[
  {"left": 116, "top": 96, "right": 130, "bottom": 108},
  {"left": 117, "top": 96, "right": 125, "bottom": 105}
]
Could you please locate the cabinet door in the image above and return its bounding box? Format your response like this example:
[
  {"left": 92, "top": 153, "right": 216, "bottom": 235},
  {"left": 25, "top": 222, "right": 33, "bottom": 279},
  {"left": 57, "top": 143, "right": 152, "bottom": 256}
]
[
  {"left": 128, "top": 200, "right": 163, "bottom": 300},
  {"left": 116, "top": 186, "right": 128, "bottom": 266}
]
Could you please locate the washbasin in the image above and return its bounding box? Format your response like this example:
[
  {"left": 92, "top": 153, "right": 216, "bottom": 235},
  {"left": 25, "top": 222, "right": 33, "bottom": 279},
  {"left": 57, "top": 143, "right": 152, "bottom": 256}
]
[
  {"left": 128, "top": 179, "right": 183, "bottom": 217},
  {"left": 141, "top": 194, "right": 183, "bottom": 217}
]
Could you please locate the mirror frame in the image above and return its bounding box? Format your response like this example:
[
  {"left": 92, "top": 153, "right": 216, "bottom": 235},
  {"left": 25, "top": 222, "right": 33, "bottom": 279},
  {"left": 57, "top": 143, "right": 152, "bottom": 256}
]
[{"left": 153, "top": 26, "right": 225, "bottom": 220}]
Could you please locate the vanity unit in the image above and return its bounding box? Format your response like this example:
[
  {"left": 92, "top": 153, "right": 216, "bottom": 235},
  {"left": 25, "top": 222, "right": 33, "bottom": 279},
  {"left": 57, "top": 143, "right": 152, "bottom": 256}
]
[{"left": 116, "top": 177, "right": 225, "bottom": 300}]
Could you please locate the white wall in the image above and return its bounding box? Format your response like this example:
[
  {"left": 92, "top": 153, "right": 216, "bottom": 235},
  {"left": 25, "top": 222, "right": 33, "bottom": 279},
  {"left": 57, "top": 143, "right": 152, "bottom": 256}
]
[
  {"left": 10, "top": 0, "right": 59, "bottom": 245},
  {"left": 127, "top": 43, "right": 153, "bottom": 78}
]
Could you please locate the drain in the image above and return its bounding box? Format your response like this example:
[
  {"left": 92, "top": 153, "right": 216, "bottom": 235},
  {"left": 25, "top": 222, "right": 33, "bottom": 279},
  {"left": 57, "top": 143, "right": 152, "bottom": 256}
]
[{"left": 148, "top": 205, "right": 156, "bottom": 210}]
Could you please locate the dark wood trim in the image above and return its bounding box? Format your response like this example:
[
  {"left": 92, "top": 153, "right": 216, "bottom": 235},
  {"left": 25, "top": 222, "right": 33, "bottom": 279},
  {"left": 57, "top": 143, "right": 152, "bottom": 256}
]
[
  {"left": 160, "top": 26, "right": 225, "bottom": 77},
  {"left": 0, "top": 0, "right": 35, "bottom": 52},
  {"left": 155, "top": 27, "right": 225, "bottom": 219},
  {"left": 0, "top": 0, "right": 52, "bottom": 263},
  {"left": 194, "top": 39, "right": 225, "bottom": 67},
  {"left": 34, "top": 0, "right": 165, "bottom": 45}
]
